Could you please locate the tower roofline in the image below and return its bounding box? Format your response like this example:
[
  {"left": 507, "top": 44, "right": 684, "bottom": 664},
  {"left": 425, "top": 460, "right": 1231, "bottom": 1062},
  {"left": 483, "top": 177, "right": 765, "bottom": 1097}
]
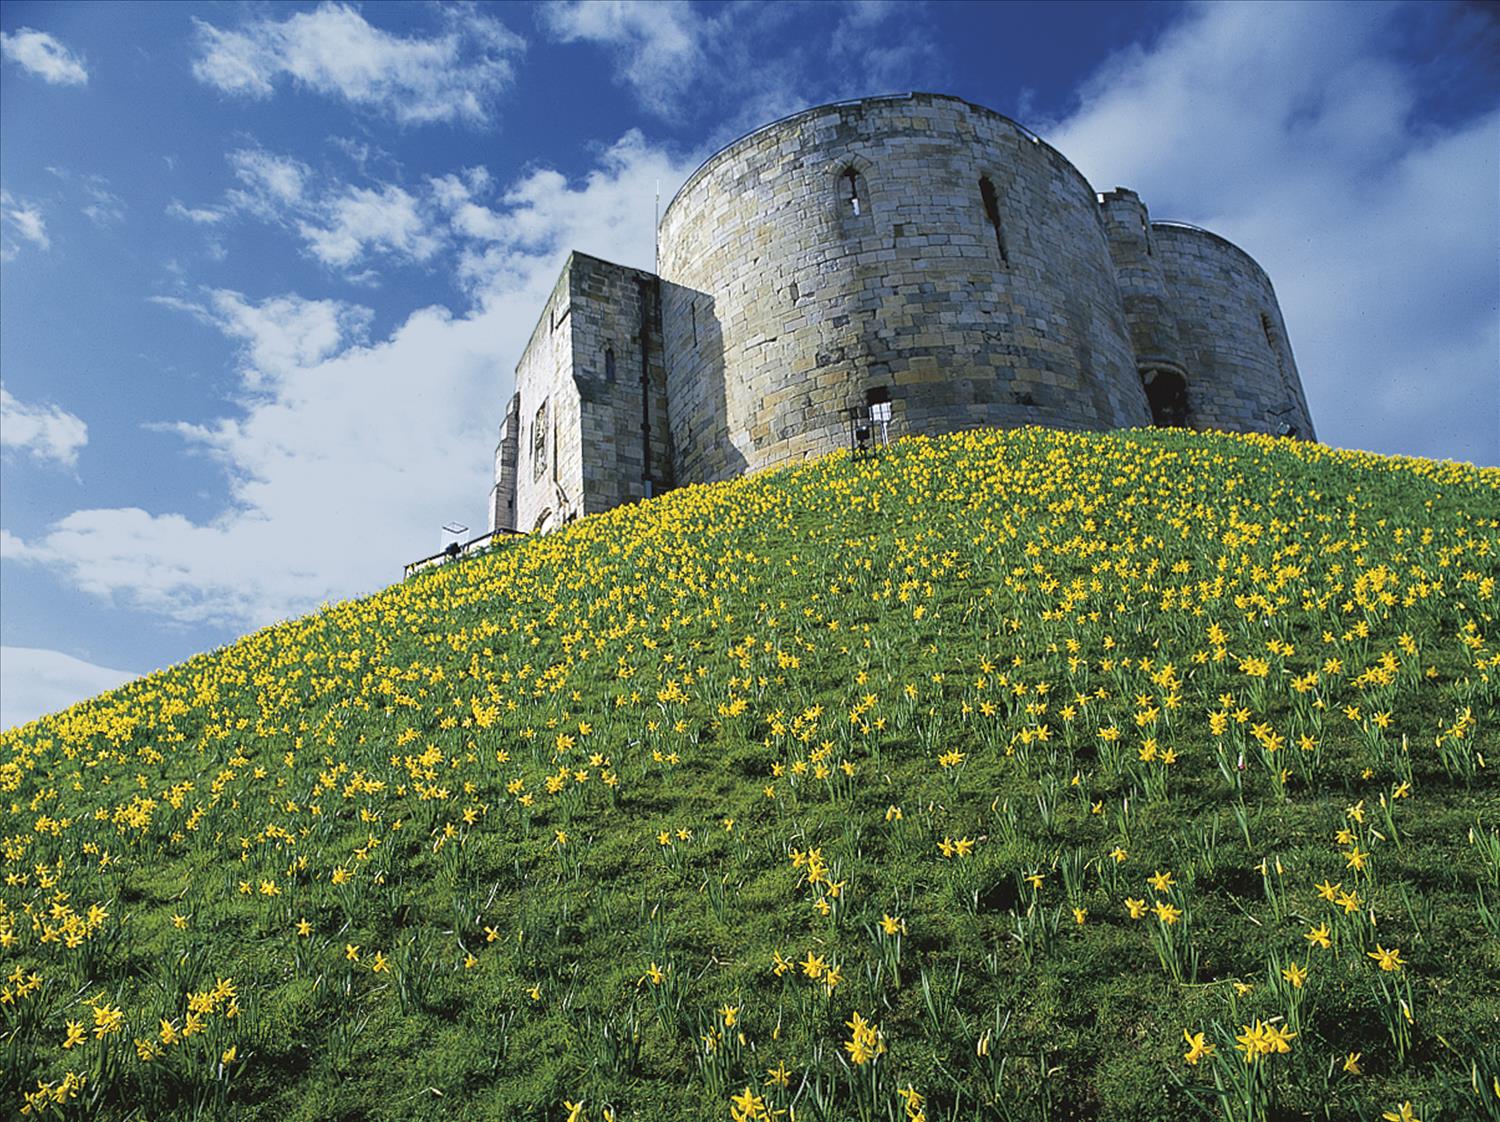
[
  {"left": 660, "top": 91, "right": 1098, "bottom": 228},
  {"left": 1149, "top": 221, "right": 1276, "bottom": 288}
]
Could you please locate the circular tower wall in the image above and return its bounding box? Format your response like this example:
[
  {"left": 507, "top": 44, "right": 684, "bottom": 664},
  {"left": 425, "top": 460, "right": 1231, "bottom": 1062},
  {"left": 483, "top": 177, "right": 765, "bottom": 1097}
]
[
  {"left": 1150, "top": 224, "right": 1316, "bottom": 439},
  {"left": 656, "top": 92, "right": 1150, "bottom": 485}
]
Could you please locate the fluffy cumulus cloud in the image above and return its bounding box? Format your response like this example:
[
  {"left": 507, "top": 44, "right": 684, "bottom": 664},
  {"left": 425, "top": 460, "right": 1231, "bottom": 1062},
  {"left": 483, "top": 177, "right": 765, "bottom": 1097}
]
[
  {"left": 0, "top": 190, "right": 50, "bottom": 260},
  {"left": 297, "top": 184, "right": 441, "bottom": 269},
  {"left": 149, "top": 290, "right": 374, "bottom": 393},
  {"left": 540, "top": 0, "right": 705, "bottom": 119},
  {"left": 0, "top": 27, "right": 88, "bottom": 86},
  {"left": 191, "top": 2, "right": 525, "bottom": 125},
  {"left": 540, "top": 0, "right": 939, "bottom": 131},
  {"left": 170, "top": 146, "right": 446, "bottom": 275},
  {"left": 1041, "top": 1, "right": 1499, "bottom": 464},
  {"left": 0, "top": 386, "right": 88, "bottom": 468},
  {"left": 9, "top": 135, "right": 699, "bottom": 628},
  {"left": 1, "top": 647, "right": 137, "bottom": 732}
]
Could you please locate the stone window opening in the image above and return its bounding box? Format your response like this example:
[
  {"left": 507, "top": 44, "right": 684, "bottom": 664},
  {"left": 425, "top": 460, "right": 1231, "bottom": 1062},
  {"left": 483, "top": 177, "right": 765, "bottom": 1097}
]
[
  {"left": 979, "top": 176, "right": 1010, "bottom": 265},
  {"left": 1141, "top": 367, "right": 1189, "bottom": 428},
  {"left": 605, "top": 345, "right": 616, "bottom": 383},
  {"left": 1141, "top": 215, "right": 1153, "bottom": 256},
  {"left": 1261, "top": 314, "right": 1288, "bottom": 377},
  {"left": 843, "top": 168, "right": 862, "bottom": 217},
  {"left": 690, "top": 301, "right": 698, "bottom": 347},
  {"left": 532, "top": 400, "right": 548, "bottom": 481}
]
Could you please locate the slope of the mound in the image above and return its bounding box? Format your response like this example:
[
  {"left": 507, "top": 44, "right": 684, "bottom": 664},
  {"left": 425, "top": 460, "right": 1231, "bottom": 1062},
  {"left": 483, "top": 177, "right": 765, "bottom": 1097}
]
[{"left": 2, "top": 428, "right": 1498, "bottom": 1122}]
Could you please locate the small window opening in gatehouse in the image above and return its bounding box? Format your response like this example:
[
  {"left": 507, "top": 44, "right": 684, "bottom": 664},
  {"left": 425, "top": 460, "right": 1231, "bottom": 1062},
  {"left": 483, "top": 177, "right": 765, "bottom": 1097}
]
[
  {"left": 979, "top": 176, "right": 1009, "bottom": 265},
  {"left": 1141, "top": 368, "right": 1189, "bottom": 428},
  {"left": 605, "top": 346, "right": 616, "bottom": 383},
  {"left": 1141, "top": 215, "right": 1152, "bottom": 256},
  {"left": 690, "top": 301, "right": 698, "bottom": 347},
  {"left": 843, "top": 169, "right": 861, "bottom": 217},
  {"left": 532, "top": 400, "right": 548, "bottom": 481}
]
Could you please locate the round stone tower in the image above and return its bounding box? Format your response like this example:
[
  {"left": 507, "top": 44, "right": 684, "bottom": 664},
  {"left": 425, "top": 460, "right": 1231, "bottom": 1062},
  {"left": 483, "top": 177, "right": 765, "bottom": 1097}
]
[
  {"left": 656, "top": 92, "right": 1152, "bottom": 485},
  {"left": 1148, "top": 223, "right": 1316, "bottom": 439}
]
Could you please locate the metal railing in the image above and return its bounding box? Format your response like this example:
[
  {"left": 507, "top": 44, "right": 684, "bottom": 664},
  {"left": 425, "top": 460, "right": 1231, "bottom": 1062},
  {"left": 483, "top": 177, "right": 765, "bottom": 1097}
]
[{"left": 403, "top": 527, "right": 524, "bottom": 580}]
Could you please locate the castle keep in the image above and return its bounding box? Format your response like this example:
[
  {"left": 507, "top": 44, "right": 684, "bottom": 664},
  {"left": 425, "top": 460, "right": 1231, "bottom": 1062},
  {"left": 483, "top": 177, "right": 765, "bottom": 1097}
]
[{"left": 488, "top": 93, "right": 1314, "bottom": 535}]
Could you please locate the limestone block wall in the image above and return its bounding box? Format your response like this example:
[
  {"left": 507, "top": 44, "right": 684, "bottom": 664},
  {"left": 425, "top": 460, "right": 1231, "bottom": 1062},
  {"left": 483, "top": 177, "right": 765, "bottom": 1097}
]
[
  {"left": 1153, "top": 224, "right": 1316, "bottom": 438},
  {"left": 487, "top": 392, "right": 520, "bottom": 533},
  {"left": 1100, "top": 188, "right": 1186, "bottom": 377},
  {"left": 656, "top": 92, "right": 1150, "bottom": 487},
  {"left": 512, "top": 261, "right": 584, "bottom": 534},
  {"left": 567, "top": 254, "right": 673, "bottom": 514}
]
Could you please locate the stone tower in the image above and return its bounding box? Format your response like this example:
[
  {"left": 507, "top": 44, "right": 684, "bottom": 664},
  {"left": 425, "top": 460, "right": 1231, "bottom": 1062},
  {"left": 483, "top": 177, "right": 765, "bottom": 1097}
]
[{"left": 488, "top": 93, "right": 1314, "bottom": 534}]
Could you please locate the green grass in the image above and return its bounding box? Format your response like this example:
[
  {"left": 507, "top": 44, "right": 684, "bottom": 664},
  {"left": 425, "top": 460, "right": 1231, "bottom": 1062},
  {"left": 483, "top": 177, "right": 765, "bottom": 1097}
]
[{"left": 2, "top": 426, "right": 1497, "bottom": 1122}]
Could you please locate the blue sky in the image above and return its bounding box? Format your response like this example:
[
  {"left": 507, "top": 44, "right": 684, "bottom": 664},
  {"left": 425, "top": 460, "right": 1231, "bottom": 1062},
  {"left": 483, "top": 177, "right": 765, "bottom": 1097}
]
[{"left": 2, "top": 0, "right": 1497, "bottom": 729}]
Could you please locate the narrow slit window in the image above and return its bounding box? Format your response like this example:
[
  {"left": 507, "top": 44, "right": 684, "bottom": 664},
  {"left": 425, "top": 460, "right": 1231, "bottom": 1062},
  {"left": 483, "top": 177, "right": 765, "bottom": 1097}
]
[
  {"left": 604, "top": 346, "right": 616, "bottom": 383},
  {"left": 1260, "top": 314, "right": 1281, "bottom": 366},
  {"left": 1261, "top": 313, "right": 1296, "bottom": 396},
  {"left": 843, "top": 169, "right": 861, "bottom": 216},
  {"left": 979, "top": 177, "right": 1009, "bottom": 265},
  {"left": 532, "top": 401, "right": 548, "bottom": 481},
  {"left": 690, "top": 301, "right": 698, "bottom": 347},
  {"left": 1141, "top": 215, "right": 1152, "bottom": 256}
]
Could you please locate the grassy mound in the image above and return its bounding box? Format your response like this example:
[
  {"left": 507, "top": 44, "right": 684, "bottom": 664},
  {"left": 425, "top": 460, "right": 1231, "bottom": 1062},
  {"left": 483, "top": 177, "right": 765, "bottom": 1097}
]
[{"left": 3, "top": 427, "right": 1498, "bottom": 1122}]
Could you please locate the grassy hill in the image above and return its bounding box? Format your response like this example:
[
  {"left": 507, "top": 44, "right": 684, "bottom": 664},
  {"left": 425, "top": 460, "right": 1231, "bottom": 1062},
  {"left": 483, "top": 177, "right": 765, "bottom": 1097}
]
[{"left": 2, "top": 427, "right": 1498, "bottom": 1122}]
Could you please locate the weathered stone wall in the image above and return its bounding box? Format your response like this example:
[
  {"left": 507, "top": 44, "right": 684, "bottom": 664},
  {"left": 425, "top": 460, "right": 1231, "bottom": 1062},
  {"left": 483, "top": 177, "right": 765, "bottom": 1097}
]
[
  {"left": 487, "top": 392, "right": 520, "bottom": 533},
  {"left": 1152, "top": 224, "right": 1316, "bottom": 439},
  {"left": 567, "top": 254, "right": 674, "bottom": 514},
  {"left": 495, "top": 253, "right": 676, "bottom": 534},
  {"left": 1100, "top": 188, "right": 1186, "bottom": 377},
  {"left": 657, "top": 92, "right": 1150, "bottom": 486},
  {"left": 511, "top": 261, "right": 582, "bottom": 534}
]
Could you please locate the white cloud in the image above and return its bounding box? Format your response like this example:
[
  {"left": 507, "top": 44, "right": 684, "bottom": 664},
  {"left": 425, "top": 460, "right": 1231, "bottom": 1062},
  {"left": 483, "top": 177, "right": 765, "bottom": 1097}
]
[
  {"left": 10, "top": 135, "right": 699, "bottom": 628},
  {"left": 42, "top": 167, "right": 127, "bottom": 228},
  {"left": 540, "top": 0, "right": 705, "bottom": 118},
  {"left": 1042, "top": 1, "right": 1500, "bottom": 465},
  {"left": 0, "top": 386, "right": 88, "bottom": 468},
  {"left": 166, "top": 200, "right": 227, "bottom": 225},
  {"left": 82, "top": 189, "right": 125, "bottom": 226},
  {"left": 192, "top": 2, "right": 524, "bottom": 126},
  {"left": 297, "top": 183, "right": 441, "bottom": 268},
  {"left": 0, "top": 28, "right": 88, "bottom": 86},
  {"left": 539, "top": 0, "right": 940, "bottom": 129},
  {"left": 1, "top": 190, "right": 50, "bottom": 259},
  {"left": 1, "top": 647, "right": 137, "bottom": 732},
  {"left": 176, "top": 147, "right": 445, "bottom": 276},
  {"left": 227, "top": 148, "right": 310, "bottom": 213},
  {"left": 150, "top": 290, "right": 373, "bottom": 392}
]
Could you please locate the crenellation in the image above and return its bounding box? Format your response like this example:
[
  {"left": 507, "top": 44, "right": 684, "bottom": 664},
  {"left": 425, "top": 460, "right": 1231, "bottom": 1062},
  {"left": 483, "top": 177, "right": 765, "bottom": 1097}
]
[{"left": 488, "top": 93, "right": 1314, "bottom": 529}]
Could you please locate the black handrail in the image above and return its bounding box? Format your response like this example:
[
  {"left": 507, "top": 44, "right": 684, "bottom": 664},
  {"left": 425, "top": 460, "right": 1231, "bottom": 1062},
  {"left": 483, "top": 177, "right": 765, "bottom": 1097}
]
[{"left": 403, "top": 527, "right": 524, "bottom": 579}]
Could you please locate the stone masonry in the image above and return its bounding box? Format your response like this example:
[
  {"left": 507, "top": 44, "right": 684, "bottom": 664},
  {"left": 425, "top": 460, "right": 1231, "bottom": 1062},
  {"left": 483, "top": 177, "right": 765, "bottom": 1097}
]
[{"left": 488, "top": 93, "right": 1315, "bottom": 533}]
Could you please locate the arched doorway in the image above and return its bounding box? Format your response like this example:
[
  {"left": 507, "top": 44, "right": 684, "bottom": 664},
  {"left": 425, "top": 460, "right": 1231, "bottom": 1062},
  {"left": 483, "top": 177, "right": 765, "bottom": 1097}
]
[{"left": 1141, "top": 368, "right": 1190, "bottom": 428}]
